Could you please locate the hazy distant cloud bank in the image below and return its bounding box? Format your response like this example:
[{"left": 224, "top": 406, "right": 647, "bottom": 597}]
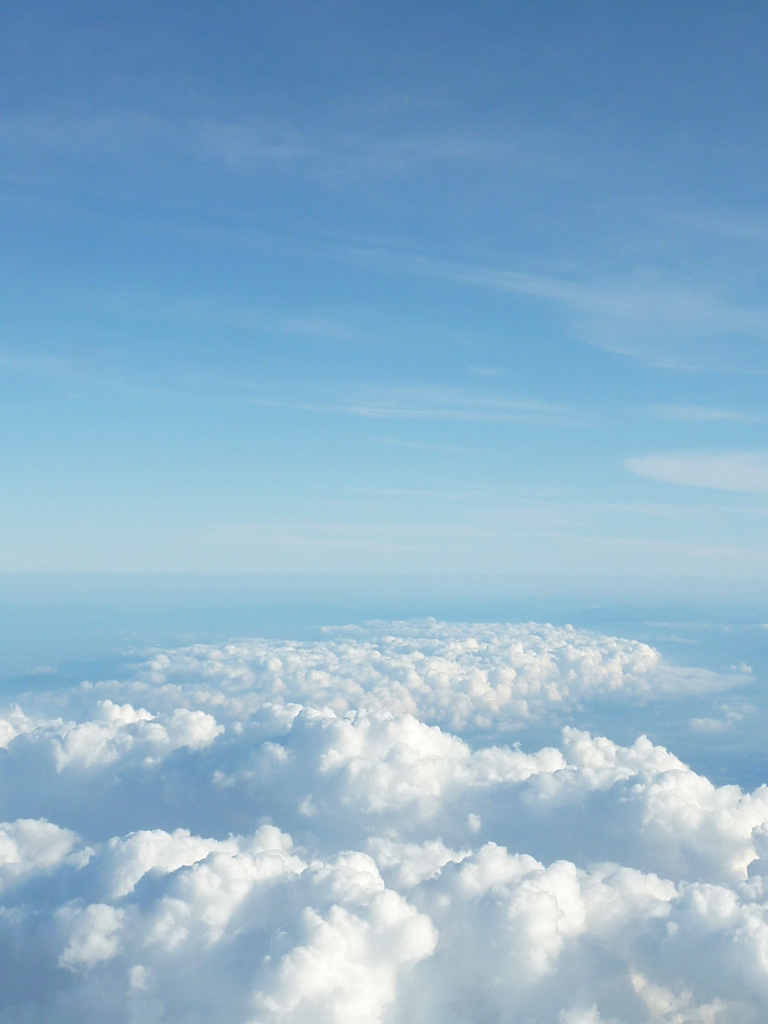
[
  {"left": 139, "top": 620, "right": 744, "bottom": 730},
  {"left": 0, "top": 622, "right": 763, "bottom": 1022}
]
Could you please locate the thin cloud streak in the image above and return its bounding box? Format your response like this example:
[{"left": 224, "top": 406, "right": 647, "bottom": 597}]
[
  {"left": 9, "top": 106, "right": 764, "bottom": 374},
  {"left": 644, "top": 405, "right": 768, "bottom": 423},
  {"left": 340, "top": 246, "right": 768, "bottom": 371},
  {"left": 0, "top": 111, "right": 585, "bottom": 184},
  {"left": 248, "top": 385, "right": 575, "bottom": 425},
  {"left": 627, "top": 452, "right": 768, "bottom": 493},
  {"left": 365, "top": 436, "right": 491, "bottom": 454}
]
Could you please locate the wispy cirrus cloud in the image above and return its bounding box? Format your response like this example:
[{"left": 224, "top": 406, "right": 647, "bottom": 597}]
[
  {"left": 0, "top": 109, "right": 579, "bottom": 184},
  {"left": 249, "top": 384, "right": 574, "bottom": 424},
  {"left": 0, "top": 112, "right": 310, "bottom": 166},
  {"left": 6, "top": 108, "right": 766, "bottom": 374},
  {"left": 644, "top": 405, "right": 768, "bottom": 423},
  {"left": 627, "top": 451, "right": 768, "bottom": 493},
  {"left": 339, "top": 246, "right": 768, "bottom": 372}
]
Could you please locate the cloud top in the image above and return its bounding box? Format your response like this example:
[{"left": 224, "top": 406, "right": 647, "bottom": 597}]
[
  {"left": 0, "top": 621, "right": 763, "bottom": 1021},
  {"left": 137, "top": 621, "right": 744, "bottom": 735}
]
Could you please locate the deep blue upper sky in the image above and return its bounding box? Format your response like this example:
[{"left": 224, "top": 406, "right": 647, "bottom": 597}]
[{"left": 2, "top": 1, "right": 768, "bottom": 594}]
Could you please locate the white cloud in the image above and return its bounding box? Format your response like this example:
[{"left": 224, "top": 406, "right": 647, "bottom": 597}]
[
  {"left": 0, "top": 699, "right": 224, "bottom": 772},
  {"left": 559, "top": 1009, "right": 608, "bottom": 1024},
  {"left": 0, "top": 818, "right": 90, "bottom": 890},
  {"left": 312, "top": 710, "right": 565, "bottom": 814},
  {"left": 0, "top": 621, "right": 765, "bottom": 1020},
  {"left": 102, "top": 828, "right": 238, "bottom": 898},
  {"left": 255, "top": 889, "right": 437, "bottom": 1024},
  {"left": 145, "top": 825, "right": 306, "bottom": 948},
  {"left": 690, "top": 717, "right": 729, "bottom": 733},
  {"left": 0, "top": 706, "right": 33, "bottom": 748},
  {"left": 630, "top": 973, "right": 726, "bottom": 1024},
  {"left": 137, "top": 621, "right": 744, "bottom": 736},
  {"left": 368, "top": 838, "right": 470, "bottom": 889},
  {"left": 58, "top": 903, "right": 125, "bottom": 970},
  {"left": 53, "top": 700, "right": 160, "bottom": 769},
  {"left": 627, "top": 452, "right": 768, "bottom": 493},
  {"left": 164, "top": 707, "right": 225, "bottom": 750}
]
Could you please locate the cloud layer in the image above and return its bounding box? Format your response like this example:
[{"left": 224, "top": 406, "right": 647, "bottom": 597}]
[
  {"left": 137, "top": 620, "right": 745, "bottom": 730},
  {"left": 0, "top": 622, "right": 764, "bottom": 1022}
]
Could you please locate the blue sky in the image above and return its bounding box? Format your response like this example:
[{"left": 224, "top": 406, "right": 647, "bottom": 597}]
[
  {"left": 2, "top": 1, "right": 768, "bottom": 594},
  {"left": 6, "top": 13, "right": 768, "bottom": 1017}
]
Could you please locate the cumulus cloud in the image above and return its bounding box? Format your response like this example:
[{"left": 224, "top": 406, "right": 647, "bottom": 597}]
[
  {"left": 0, "top": 818, "right": 90, "bottom": 891},
  {"left": 0, "top": 621, "right": 764, "bottom": 1021},
  {"left": 0, "top": 698, "right": 224, "bottom": 775},
  {"left": 58, "top": 903, "right": 125, "bottom": 970},
  {"left": 130, "top": 621, "right": 744, "bottom": 737},
  {"left": 102, "top": 828, "right": 238, "bottom": 898}
]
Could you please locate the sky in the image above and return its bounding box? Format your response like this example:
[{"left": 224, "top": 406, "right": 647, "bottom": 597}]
[
  {"left": 7, "top": 9, "right": 768, "bottom": 1020},
  {"left": 3, "top": 1, "right": 768, "bottom": 593}
]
